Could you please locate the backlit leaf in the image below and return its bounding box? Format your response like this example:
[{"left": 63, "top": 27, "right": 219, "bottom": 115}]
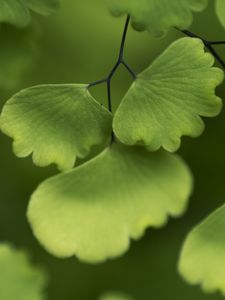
[
  {"left": 113, "top": 38, "right": 224, "bottom": 152},
  {"left": 28, "top": 142, "right": 192, "bottom": 264},
  {"left": 108, "top": 0, "right": 208, "bottom": 36},
  {"left": 179, "top": 204, "right": 225, "bottom": 296},
  {"left": 0, "top": 84, "right": 112, "bottom": 171},
  {"left": 0, "top": 0, "right": 58, "bottom": 28},
  {"left": 0, "top": 243, "right": 47, "bottom": 300}
]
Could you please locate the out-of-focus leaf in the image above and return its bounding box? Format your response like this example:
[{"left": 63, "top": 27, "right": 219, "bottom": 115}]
[
  {"left": 216, "top": 0, "right": 225, "bottom": 30},
  {"left": 0, "top": 0, "right": 59, "bottom": 28},
  {"left": 179, "top": 203, "right": 225, "bottom": 296},
  {"left": 0, "top": 243, "right": 47, "bottom": 300},
  {"left": 98, "top": 291, "right": 135, "bottom": 300},
  {"left": 108, "top": 0, "right": 208, "bottom": 36}
]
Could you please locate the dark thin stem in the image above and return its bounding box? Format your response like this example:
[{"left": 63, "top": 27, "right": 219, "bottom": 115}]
[
  {"left": 88, "top": 15, "right": 136, "bottom": 111},
  {"left": 89, "top": 15, "right": 135, "bottom": 144},
  {"left": 119, "top": 16, "right": 130, "bottom": 60},
  {"left": 207, "top": 45, "right": 225, "bottom": 69},
  {"left": 107, "top": 80, "right": 112, "bottom": 113},
  {"left": 178, "top": 28, "right": 225, "bottom": 70},
  {"left": 121, "top": 61, "right": 136, "bottom": 79},
  {"left": 89, "top": 78, "right": 107, "bottom": 87},
  {"left": 209, "top": 41, "right": 225, "bottom": 45},
  {"left": 107, "top": 81, "right": 115, "bottom": 143},
  {"left": 179, "top": 29, "right": 201, "bottom": 39},
  {"left": 108, "top": 60, "right": 121, "bottom": 81}
]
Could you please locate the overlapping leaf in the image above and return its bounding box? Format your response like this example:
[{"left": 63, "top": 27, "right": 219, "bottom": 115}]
[
  {"left": 0, "top": 84, "right": 112, "bottom": 171},
  {"left": 113, "top": 38, "right": 224, "bottom": 152},
  {"left": 98, "top": 291, "right": 135, "bottom": 300},
  {"left": 108, "top": 0, "right": 208, "bottom": 36},
  {"left": 28, "top": 142, "right": 192, "bottom": 263},
  {"left": 0, "top": 0, "right": 58, "bottom": 28},
  {"left": 179, "top": 204, "right": 225, "bottom": 295},
  {"left": 0, "top": 243, "right": 47, "bottom": 300},
  {"left": 216, "top": 0, "right": 225, "bottom": 30}
]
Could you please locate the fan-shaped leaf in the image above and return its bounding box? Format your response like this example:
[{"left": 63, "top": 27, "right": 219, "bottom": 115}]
[
  {"left": 216, "top": 0, "right": 225, "bottom": 30},
  {"left": 28, "top": 142, "right": 192, "bottom": 264},
  {"left": 113, "top": 38, "right": 224, "bottom": 152},
  {"left": 108, "top": 0, "right": 208, "bottom": 36},
  {"left": 0, "top": 0, "right": 58, "bottom": 28},
  {"left": 179, "top": 204, "right": 225, "bottom": 295},
  {"left": 0, "top": 243, "right": 47, "bottom": 300},
  {"left": 98, "top": 291, "right": 134, "bottom": 300},
  {"left": 0, "top": 84, "right": 112, "bottom": 171}
]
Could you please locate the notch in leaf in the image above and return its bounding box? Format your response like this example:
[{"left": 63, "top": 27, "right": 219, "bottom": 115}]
[
  {"left": 0, "top": 84, "right": 112, "bottom": 171},
  {"left": 113, "top": 38, "right": 224, "bottom": 152},
  {"left": 179, "top": 204, "right": 225, "bottom": 296},
  {"left": 28, "top": 142, "right": 192, "bottom": 264},
  {"left": 0, "top": 0, "right": 59, "bottom": 28},
  {"left": 108, "top": 0, "right": 208, "bottom": 37},
  {"left": 0, "top": 243, "right": 47, "bottom": 300}
]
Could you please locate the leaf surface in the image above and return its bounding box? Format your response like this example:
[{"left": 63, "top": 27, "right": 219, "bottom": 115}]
[
  {"left": 28, "top": 142, "right": 192, "bottom": 263},
  {"left": 216, "top": 0, "right": 225, "bottom": 30},
  {"left": 113, "top": 38, "right": 224, "bottom": 152},
  {"left": 0, "top": 0, "right": 58, "bottom": 27},
  {"left": 179, "top": 204, "right": 225, "bottom": 295},
  {"left": 0, "top": 84, "right": 112, "bottom": 171},
  {"left": 0, "top": 243, "right": 47, "bottom": 300},
  {"left": 108, "top": 0, "right": 208, "bottom": 36}
]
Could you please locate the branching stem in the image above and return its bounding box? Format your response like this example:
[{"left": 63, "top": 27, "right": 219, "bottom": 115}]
[
  {"left": 178, "top": 29, "right": 225, "bottom": 69},
  {"left": 89, "top": 16, "right": 136, "bottom": 114}
]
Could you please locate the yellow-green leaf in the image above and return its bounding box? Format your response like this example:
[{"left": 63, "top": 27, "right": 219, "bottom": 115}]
[
  {"left": 113, "top": 38, "right": 224, "bottom": 152},
  {"left": 0, "top": 84, "right": 112, "bottom": 171},
  {"left": 28, "top": 142, "right": 192, "bottom": 263},
  {"left": 179, "top": 204, "right": 225, "bottom": 296},
  {"left": 0, "top": 243, "right": 47, "bottom": 300}
]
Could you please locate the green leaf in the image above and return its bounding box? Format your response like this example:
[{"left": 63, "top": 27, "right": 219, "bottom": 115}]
[
  {"left": 113, "top": 38, "right": 224, "bottom": 152},
  {"left": 0, "top": 243, "right": 47, "bottom": 300},
  {"left": 216, "top": 0, "right": 225, "bottom": 30},
  {"left": 179, "top": 204, "right": 225, "bottom": 295},
  {"left": 98, "top": 291, "right": 135, "bottom": 300},
  {"left": 23, "top": 0, "right": 58, "bottom": 16},
  {"left": 0, "top": 84, "right": 112, "bottom": 171},
  {"left": 0, "top": 0, "right": 58, "bottom": 28},
  {"left": 27, "top": 142, "right": 192, "bottom": 264},
  {"left": 108, "top": 0, "right": 208, "bottom": 36}
]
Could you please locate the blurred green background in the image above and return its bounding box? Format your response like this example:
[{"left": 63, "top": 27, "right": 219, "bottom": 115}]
[{"left": 0, "top": 1, "right": 225, "bottom": 299}]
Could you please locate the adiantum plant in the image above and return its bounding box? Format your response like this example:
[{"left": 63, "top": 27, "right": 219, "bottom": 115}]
[
  {"left": 0, "top": 0, "right": 59, "bottom": 28},
  {"left": 0, "top": 1, "right": 225, "bottom": 296},
  {"left": 0, "top": 0, "right": 59, "bottom": 92},
  {"left": 0, "top": 243, "right": 48, "bottom": 300}
]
